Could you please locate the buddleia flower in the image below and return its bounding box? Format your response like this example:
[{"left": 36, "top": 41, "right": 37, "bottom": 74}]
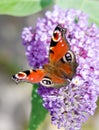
[{"left": 22, "top": 6, "right": 99, "bottom": 130}]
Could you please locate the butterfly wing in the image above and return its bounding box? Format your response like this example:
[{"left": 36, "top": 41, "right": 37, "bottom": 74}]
[
  {"left": 49, "top": 24, "right": 70, "bottom": 64},
  {"left": 36, "top": 62, "right": 69, "bottom": 88},
  {"left": 12, "top": 68, "right": 60, "bottom": 87},
  {"left": 57, "top": 50, "right": 78, "bottom": 79},
  {"left": 12, "top": 69, "right": 45, "bottom": 84}
]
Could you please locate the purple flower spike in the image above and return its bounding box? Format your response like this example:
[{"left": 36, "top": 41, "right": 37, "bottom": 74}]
[
  {"left": 22, "top": 5, "right": 99, "bottom": 130},
  {"left": 38, "top": 81, "right": 97, "bottom": 130},
  {"left": 22, "top": 27, "right": 34, "bottom": 44},
  {"left": 21, "top": 27, "right": 49, "bottom": 68}
]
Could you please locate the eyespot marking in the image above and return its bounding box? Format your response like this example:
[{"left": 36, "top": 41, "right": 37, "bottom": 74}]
[
  {"left": 12, "top": 72, "right": 27, "bottom": 84},
  {"left": 40, "top": 77, "right": 54, "bottom": 87},
  {"left": 52, "top": 30, "right": 61, "bottom": 42},
  {"left": 16, "top": 72, "right": 27, "bottom": 79},
  {"left": 61, "top": 51, "right": 75, "bottom": 63}
]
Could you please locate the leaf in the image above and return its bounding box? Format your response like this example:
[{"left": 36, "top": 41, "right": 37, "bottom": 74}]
[
  {"left": 28, "top": 84, "right": 48, "bottom": 130},
  {"left": 56, "top": 0, "right": 99, "bottom": 26},
  {"left": 0, "top": 0, "right": 54, "bottom": 16}
]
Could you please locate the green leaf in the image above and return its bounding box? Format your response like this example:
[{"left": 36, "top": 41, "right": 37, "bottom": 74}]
[
  {"left": 28, "top": 84, "right": 48, "bottom": 130},
  {"left": 56, "top": 0, "right": 99, "bottom": 26},
  {"left": 0, "top": 0, "right": 54, "bottom": 16}
]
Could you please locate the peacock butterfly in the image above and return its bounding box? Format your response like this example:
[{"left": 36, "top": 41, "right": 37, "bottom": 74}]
[{"left": 12, "top": 24, "right": 78, "bottom": 88}]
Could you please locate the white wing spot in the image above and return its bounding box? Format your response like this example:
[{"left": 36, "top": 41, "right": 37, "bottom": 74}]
[
  {"left": 62, "top": 44, "right": 64, "bottom": 46},
  {"left": 31, "top": 78, "right": 34, "bottom": 80}
]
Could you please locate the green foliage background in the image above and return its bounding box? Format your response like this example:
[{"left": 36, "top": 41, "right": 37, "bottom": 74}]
[{"left": 0, "top": 0, "right": 99, "bottom": 26}]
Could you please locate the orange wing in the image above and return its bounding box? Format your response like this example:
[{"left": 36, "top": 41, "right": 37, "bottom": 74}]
[
  {"left": 12, "top": 68, "right": 64, "bottom": 88},
  {"left": 49, "top": 24, "right": 70, "bottom": 64},
  {"left": 56, "top": 50, "right": 78, "bottom": 80},
  {"left": 12, "top": 69, "right": 45, "bottom": 84}
]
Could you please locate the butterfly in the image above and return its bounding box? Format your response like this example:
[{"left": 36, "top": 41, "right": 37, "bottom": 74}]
[{"left": 12, "top": 24, "right": 78, "bottom": 88}]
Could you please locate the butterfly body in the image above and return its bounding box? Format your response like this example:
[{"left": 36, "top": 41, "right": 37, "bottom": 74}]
[{"left": 12, "top": 24, "right": 78, "bottom": 88}]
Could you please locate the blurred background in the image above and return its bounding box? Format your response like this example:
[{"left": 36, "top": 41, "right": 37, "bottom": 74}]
[{"left": 0, "top": 6, "right": 99, "bottom": 130}]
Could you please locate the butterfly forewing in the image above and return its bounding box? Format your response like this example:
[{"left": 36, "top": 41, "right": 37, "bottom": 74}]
[
  {"left": 49, "top": 24, "right": 70, "bottom": 64},
  {"left": 12, "top": 69, "right": 45, "bottom": 84}
]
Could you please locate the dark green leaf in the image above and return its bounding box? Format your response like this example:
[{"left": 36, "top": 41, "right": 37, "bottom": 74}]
[
  {"left": 0, "top": 0, "right": 54, "bottom": 16},
  {"left": 28, "top": 84, "right": 48, "bottom": 130},
  {"left": 56, "top": 0, "right": 99, "bottom": 26}
]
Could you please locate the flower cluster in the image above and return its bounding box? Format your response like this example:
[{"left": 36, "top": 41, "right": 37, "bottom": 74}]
[
  {"left": 22, "top": 6, "right": 99, "bottom": 130},
  {"left": 21, "top": 27, "right": 48, "bottom": 68}
]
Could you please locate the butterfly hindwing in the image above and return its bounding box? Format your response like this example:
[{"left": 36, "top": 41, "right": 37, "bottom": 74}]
[
  {"left": 42, "top": 63, "right": 70, "bottom": 88},
  {"left": 57, "top": 50, "right": 78, "bottom": 79},
  {"left": 40, "top": 75, "right": 70, "bottom": 88}
]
